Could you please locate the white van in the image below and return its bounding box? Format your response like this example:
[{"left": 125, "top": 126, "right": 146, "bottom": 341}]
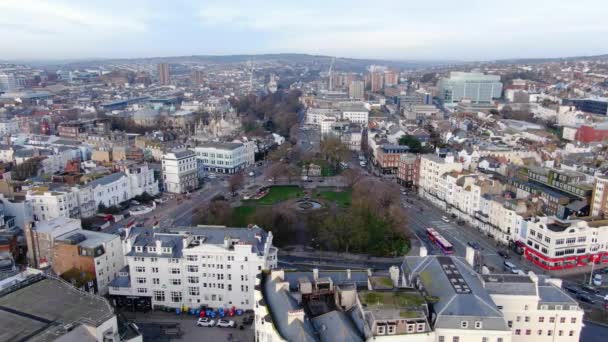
[{"left": 503, "top": 261, "right": 516, "bottom": 272}]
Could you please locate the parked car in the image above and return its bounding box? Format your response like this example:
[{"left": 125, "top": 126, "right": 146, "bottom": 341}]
[
  {"left": 197, "top": 318, "right": 215, "bottom": 327},
  {"left": 564, "top": 285, "right": 580, "bottom": 294},
  {"left": 216, "top": 319, "right": 235, "bottom": 328},
  {"left": 248, "top": 171, "right": 255, "bottom": 177},
  {"left": 577, "top": 293, "right": 595, "bottom": 304},
  {"left": 441, "top": 216, "right": 450, "bottom": 223},
  {"left": 581, "top": 284, "right": 600, "bottom": 294},
  {"left": 593, "top": 274, "right": 603, "bottom": 286},
  {"left": 467, "top": 241, "right": 481, "bottom": 250},
  {"left": 207, "top": 173, "right": 217, "bottom": 179},
  {"left": 497, "top": 250, "right": 510, "bottom": 259}
]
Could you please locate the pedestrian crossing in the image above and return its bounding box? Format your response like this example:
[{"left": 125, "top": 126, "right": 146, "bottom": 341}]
[{"left": 429, "top": 220, "right": 453, "bottom": 230}]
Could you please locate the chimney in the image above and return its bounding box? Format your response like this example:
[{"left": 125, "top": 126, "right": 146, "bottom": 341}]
[
  {"left": 346, "top": 269, "right": 351, "bottom": 280},
  {"left": 155, "top": 240, "right": 162, "bottom": 255},
  {"left": 313, "top": 268, "right": 319, "bottom": 281},
  {"left": 465, "top": 246, "right": 475, "bottom": 267},
  {"left": 389, "top": 266, "right": 400, "bottom": 287},
  {"left": 419, "top": 246, "right": 428, "bottom": 257},
  {"left": 287, "top": 309, "right": 305, "bottom": 325},
  {"left": 367, "top": 268, "right": 373, "bottom": 277}
]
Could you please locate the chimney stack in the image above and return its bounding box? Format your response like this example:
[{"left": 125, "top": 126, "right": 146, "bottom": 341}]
[
  {"left": 389, "top": 266, "right": 400, "bottom": 287},
  {"left": 313, "top": 268, "right": 319, "bottom": 281},
  {"left": 346, "top": 269, "right": 351, "bottom": 279}
]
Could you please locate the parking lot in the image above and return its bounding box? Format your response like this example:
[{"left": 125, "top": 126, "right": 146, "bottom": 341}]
[{"left": 123, "top": 310, "right": 254, "bottom": 342}]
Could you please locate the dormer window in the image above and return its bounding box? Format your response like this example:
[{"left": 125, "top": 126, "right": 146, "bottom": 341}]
[
  {"left": 135, "top": 246, "right": 143, "bottom": 252},
  {"left": 461, "top": 321, "right": 469, "bottom": 328},
  {"left": 162, "top": 247, "right": 172, "bottom": 253},
  {"left": 376, "top": 325, "right": 386, "bottom": 335},
  {"left": 474, "top": 321, "right": 482, "bottom": 329},
  {"left": 148, "top": 247, "right": 156, "bottom": 253}
]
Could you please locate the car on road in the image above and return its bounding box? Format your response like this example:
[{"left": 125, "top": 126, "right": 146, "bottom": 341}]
[
  {"left": 581, "top": 284, "right": 600, "bottom": 294},
  {"left": 577, "top": 293, "right": 595, "bottom": 304},
  {"left": 593, "top": 274, "right": 603, "bottom": 286},
  {"left": 216, "top": 319, "right": 235, "bottom": 328},
  {"left": 248, "top": 171, "right": 255, "bottom": 177},
  {"left": 497, "top": 250, "right": 510, "bottom": 259},
  {"left": 564, "top": 285, "right": 580, "bottom": 294},
  {"left": 441, "top": 216, "right": 450, "bottom": 223},
  {"left": 197, "top": 318, "right": 215, "bottom": 327},
  {"left": 207, "top": 173, "right": 217, "bottom": 179},
  {"left": 467, "top": 241, "right": 481, "bottom": 250}
]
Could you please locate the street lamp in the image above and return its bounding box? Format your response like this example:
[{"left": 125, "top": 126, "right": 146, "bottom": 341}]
[{"left": 588, "top": 245, "right": 600, "bottom": 286}]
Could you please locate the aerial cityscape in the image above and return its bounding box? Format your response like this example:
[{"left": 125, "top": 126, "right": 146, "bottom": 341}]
[{"left": 2, "top": 2, "right": 608, "bottom": 342}]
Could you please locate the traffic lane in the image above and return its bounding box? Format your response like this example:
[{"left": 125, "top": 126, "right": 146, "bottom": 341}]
[{"left": 581, "top": 321, "right": 608, "bottom": 342}]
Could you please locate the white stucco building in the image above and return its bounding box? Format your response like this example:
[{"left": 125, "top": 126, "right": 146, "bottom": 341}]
[
  {"left": 109, "top": 225, "right": 277, "bottom": 311},
  {"left": 192, "top": 141, "right": 254, "bottom": 174},
  {"left": 162, "top": 150, "right": 198, "bottom": 193}
]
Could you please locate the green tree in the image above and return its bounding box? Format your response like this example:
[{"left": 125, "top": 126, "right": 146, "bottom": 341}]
[
  {"left": 11, "top": 158, "right": 42, "bottom": 181},
  {"left": 398, "top": 135, "right": 422, "bottom": 153}
]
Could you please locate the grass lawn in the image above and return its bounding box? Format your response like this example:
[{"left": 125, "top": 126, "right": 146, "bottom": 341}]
[
  {"left": 246, "top": 185, "right": 304, "bottom": 205},
  {"left": 316, "top": 188, "right": 352, "bottom": 207}
]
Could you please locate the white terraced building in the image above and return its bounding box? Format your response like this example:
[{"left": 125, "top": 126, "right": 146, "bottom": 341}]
[
  {"left": 109, "top": 225, "right": 277, "bottom": 311},
  {"left": 162, "top": 150, "right": 198, "bottom": 194}
]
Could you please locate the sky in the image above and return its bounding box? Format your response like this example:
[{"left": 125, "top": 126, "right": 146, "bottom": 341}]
[{"left": 1, "top": 0, "right": 608, "bottom": 61}]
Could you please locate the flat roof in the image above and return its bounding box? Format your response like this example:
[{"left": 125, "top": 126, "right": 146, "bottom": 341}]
[{"left": 0, "top": 277, "right": 114, "bottom": 342}]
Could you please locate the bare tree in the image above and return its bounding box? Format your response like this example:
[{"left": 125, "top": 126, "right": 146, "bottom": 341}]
[
  {"left": 228, "top": 173, "right": 245, "bottom": 194},
  {"left": 320, "top": 136, "right": 350, "bottom": 171},
  {"left": 342, "top": 168, "right": 364, "bottom": 188}
]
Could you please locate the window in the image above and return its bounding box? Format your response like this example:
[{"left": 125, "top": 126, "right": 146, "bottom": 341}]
[
  {"left": 153, "top": 278, "right": 160, "bottom": 285},
  {"left": 186, "top": 255, "right": 198, "bottom": 261},
  {"left": 154, "top": 290, "right": 165, "bottom": 301},
  {"left": 482, "top": 338, "right": 488, "bottom": 342},
  {"left": 516, "top": 316, "right": 521, "bottom": 322},
  {"left": 188, "top": 287, "right": 200, "bottom": 296},
  {"left": 152, "top": 267, "right": 159, "bottom": 273},
  {"left": 538, "top": 317, "right": 544, "bottom": 323},
  {"left": 406, "top": 324, "right": 415, "bottom": 333},
  {"left": 170, "top": 279, "right": 181, "bottom": 285},
  {"left": 148, "top": 247, "right": 156, "bottom": 253},
  {"left": 150, "top": 257, "right": 157, "bottom": 263},
  {"left": 507, "top": 321, "right": 513, "bottom": 328},
  {"left": 524, "top": 305, "right": 529, "bottom": 310},
  {"left": 135, "top": 267, "right": 145, "bottom": 273},
  {"left": 169, "top": 258, "right": 179, "bottom": 263},
  {"left": 549, "top": 317, "right": 555, "bottom": 323},
  {"left": 515, "top": 329, "right": 521, "bottom": 335},
  {"left": 416, "top": 323, "right": 425, "bottom": 332},
  {"left": 136, "top": 277, "right": 146, "bottom": 284},
  {"left": 376, "top": 325, "right": 385, "bottom": 335},
  {"left": 525, "top": 329, "right": 531, "bottom": 335},
  {"left": 538, "top": 330, "right": 542, "bottom": 335},
  {"left": 387, "top": 325, "right": 396, "bottom": 335},
  {"left": 188, "top": 276, "right": 199, "bottom": 284},
  {"left": 569, "top": 331, "right": 574, "bottom": 336},
  {"left": 560, "top": 317, "right": 566, "bottom": 323},
  {"left": 525, "top": 316, "right": 530, "bottom": 322},
  {"left": 137, "top": 288, "right": 147, "bottom": 294},
  {"left": 571, "top": 317, "right": 577, "bottom": 323},
  {"left": 452, "top": 337, "right": 459, "bottom": 342},
  {"left": 171, "top": 291, "right": 182, "bottom": 303},
  {"left": 558, "top": 330, "right": 563, "bottom": 336},
  {"left": 474, "top": 321, "right": 482, "bottom": 329},
  {"left": 460, "top": 321, "right": 468, "bottom": 328},
  {"left": 439, "top": 336, "right": 444, "bottom": 342},
  {"left": 547, "top": 330, "right": 552, "bottom": 336},
  {"left": 170, "top": 268, "right": 180, "bottom": 274},
  {"left": 187, "top": 265, "right": 199, "bottom": 272},
  {"left": 497, "top": 339, "right": 503, "bottom": 342}
]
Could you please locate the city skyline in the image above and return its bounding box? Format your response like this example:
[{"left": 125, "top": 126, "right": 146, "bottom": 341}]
[{"left": 2, "top": 0, "right": 608, "bottom": 61}]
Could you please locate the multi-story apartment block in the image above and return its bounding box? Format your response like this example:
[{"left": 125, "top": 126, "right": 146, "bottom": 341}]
[
  {"left": 397, "top": 154, "right": 420, "bottom": 188},
  {"left": 52, "top": 229, "right": 124, "bottom": 294},
  {"left": 418, "top": 154, "right": 463, "bottom": 208},
  {"left": 27, "top": 187, "right": 80, "bottom": 221},
  {"left": 438, "top": 71, "right": 503, "bottom": 105},
  {"left": 484, "top": 273, "right": 584, "bottom": 342},
  {"left": 348, "top": 80, "right": 365, "bottom": 100},
  {"left": 109, "top": 225, "right": 277, "bottom": 311},
  {"left": 162, "top": 150, "right": 198, "bottom": 194},
  {"left": 338, "top": 102, "right": 369, "bottom": 125},
  {"left": 121, "top": 162, "right": 159, "bottom": 197},
  {"left": 192, "top": 141, "right": 254, "bottom": 174},
  {"left": 590, "top": 174, "right": 608, "bottom": 216},
  {"left": 375, "top": 144, "right": 410, "bottom": 174},
  {"left": 522, "top": 216, "right": 608, "bottom": 271},
  {"left": 24, "top": 217, "right": 82, "bottom": 268},
  {"left": 0, "top": 118, "right": 20, "bottom": 136}
]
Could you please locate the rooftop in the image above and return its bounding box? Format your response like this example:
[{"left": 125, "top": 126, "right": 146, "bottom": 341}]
[{"left": 0, "top": 275, "right": 115, "bottom": 342}]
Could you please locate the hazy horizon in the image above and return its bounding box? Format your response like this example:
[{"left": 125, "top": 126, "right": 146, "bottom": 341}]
[{"left": 2, "top": 0, "right": 608, "bottom": 61}]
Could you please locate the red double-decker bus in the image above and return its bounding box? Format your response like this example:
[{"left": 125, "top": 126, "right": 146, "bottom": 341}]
[{"left": 426, "top": 228, "right": 454, "bottom": 255}]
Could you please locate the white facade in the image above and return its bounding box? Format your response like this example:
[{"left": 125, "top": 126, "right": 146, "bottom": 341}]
[
  {"left": 124, "top": 163, "right": 159, "bottom": 197},
  {"left": 27, "top": 188, "right": 80, "bottom": 221},
  {"left": 192, "top": 142, "right": 253, "bottom": 174},
  {"left": 84, "top": 172, "right": 131, "bottom": 208},
  {"left": 438, "top": 72, "right": 503, "bottom": 105},
  {"left": 0, "top": 119, "right": 20, "bottom": 136},
  {"left": 162, "top": 150, "right": 198, "bottom": 193},
  {"left": 111, "top": 226, "right": 278, "bottom": 311}
]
